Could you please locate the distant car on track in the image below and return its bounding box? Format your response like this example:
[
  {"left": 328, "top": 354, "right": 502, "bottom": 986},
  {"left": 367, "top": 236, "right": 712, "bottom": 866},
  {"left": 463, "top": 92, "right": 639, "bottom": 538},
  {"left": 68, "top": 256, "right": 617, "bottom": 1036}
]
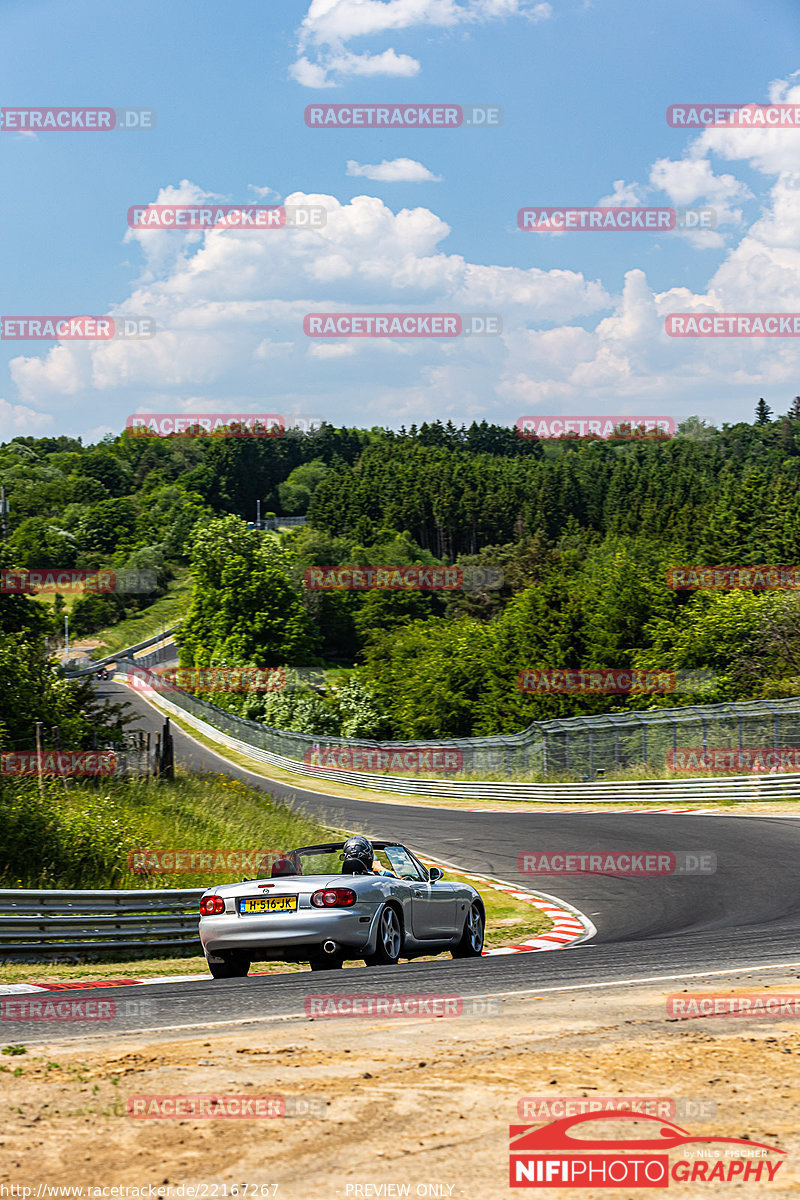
[{"left": 198, "top": 839, "right": 485, "bottom": 978}]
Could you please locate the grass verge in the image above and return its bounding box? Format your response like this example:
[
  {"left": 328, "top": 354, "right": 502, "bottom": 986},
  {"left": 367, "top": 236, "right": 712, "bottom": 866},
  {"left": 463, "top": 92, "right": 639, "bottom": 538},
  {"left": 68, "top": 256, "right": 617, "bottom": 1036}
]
[
  {"left": 0, "top": 770, "right": 333, "bottom": 890},
  {"left": 88, "top": 568, "right": 192, "bottom": 659}
]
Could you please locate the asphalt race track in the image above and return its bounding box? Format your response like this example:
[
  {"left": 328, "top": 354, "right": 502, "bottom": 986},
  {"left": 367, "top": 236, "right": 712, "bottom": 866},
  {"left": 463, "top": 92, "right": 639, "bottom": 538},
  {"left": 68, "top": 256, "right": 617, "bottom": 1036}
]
[{"left": 7, "top": 677, "right": 800, "bottom": 1042}]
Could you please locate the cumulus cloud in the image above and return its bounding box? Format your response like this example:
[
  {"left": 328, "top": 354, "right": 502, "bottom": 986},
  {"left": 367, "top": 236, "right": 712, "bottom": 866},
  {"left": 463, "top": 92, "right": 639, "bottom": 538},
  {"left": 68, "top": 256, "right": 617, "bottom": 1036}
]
[
  {"left": 0, "top": 398, "right": 53, "bottom": 436},
  {"left": 291, "top": 0, "right": 552, "bottom": 86},
  {"left": 346, "top": 158, "right": 443, "bottom": 182},
  {"left": 10, "top": 77, "right": 800, "bottom": 438},
  {"left": 8, "top": 184, "right": 609, "bottom": 433}
]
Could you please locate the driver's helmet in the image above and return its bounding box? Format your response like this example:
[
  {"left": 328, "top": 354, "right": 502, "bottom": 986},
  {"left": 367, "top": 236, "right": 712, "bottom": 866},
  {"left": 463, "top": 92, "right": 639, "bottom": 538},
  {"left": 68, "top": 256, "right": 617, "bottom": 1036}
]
[{"left": 341, "top": 835, "right": 374, "bottom": 867}]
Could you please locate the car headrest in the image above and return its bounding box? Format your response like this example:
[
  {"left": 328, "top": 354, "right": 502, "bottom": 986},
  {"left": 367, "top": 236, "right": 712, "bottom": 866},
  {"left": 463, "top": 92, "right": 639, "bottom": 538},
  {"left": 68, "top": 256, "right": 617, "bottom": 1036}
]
[
  {"left": 271, "top": 858, "right": 298, "bottom": 877},
  {"left": 341, "top": 859, "right": 370, "bottom": 875}
]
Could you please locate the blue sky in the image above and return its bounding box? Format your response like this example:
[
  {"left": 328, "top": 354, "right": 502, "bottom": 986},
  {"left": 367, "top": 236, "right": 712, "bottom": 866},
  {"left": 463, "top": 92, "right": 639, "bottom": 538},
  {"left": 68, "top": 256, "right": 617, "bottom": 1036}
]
[{"left": 1, "top": 0, "right": 800, "bottom": 441}]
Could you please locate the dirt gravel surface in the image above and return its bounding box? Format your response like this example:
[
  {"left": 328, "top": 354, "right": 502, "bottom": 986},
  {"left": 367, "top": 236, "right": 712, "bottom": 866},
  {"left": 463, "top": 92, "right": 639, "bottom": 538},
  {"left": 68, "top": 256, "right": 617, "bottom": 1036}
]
[{"left": 1, "top": 970, "right": 798, "bottom": 1199}]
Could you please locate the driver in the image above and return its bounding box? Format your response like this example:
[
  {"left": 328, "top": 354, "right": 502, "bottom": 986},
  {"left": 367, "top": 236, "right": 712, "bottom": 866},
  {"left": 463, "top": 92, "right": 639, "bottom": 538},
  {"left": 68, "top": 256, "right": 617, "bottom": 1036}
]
[
  {"left": 340, "top": 835, "right": 395, "bottom": 876},
  {"left": 341, "top": 835, "right": 374, "bottom": 875}
]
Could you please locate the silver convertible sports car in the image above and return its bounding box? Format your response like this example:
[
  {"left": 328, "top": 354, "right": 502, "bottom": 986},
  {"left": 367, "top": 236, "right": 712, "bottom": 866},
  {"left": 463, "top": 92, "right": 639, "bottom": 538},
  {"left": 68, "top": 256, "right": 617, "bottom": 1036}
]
[{"left": 198, "top": 836, "right": 486, "bottom": 978}]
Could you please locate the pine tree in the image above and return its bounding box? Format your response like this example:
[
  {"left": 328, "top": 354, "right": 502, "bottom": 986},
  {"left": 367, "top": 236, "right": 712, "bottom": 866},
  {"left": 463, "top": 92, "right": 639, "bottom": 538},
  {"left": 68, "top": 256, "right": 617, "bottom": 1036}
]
[{"left": 755, "top": 398, "right": 773, "bottom": 425}]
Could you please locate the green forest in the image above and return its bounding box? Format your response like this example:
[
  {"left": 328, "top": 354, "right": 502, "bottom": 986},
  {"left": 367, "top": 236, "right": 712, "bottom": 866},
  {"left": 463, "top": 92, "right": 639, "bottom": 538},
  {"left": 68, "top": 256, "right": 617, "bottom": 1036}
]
[{"left": 3, "top": 400, "right": 800, "bottom": 749}]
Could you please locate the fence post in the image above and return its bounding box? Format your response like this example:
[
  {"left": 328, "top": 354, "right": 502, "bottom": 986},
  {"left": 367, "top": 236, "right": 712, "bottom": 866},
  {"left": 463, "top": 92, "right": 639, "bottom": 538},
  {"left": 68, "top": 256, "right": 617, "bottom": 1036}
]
[
  {"left": 35, "top": 721, "right": 45, "bottom": 798},
  {"left": 160, "top": 718, "right": 174, "bottom": 780}
]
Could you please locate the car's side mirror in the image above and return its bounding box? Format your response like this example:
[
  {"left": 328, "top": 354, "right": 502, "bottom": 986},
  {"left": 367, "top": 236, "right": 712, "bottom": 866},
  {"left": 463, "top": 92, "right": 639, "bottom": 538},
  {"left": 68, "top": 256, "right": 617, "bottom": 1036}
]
[{"left": 428, "top": 866, "right": 443, "bottom": 883}]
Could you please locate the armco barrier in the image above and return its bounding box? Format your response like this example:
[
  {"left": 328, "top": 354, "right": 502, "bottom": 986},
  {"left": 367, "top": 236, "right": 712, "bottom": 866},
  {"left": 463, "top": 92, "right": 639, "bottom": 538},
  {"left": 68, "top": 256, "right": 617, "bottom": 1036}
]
[
  {"left": 66, "top": 625, "right": 182, "bottom": 677},
  {"left": 114, "top": 662, "right": 800, "bottom": 802},
  {"left": 0, "top": 888, "right": 203, "bottom": 959}
]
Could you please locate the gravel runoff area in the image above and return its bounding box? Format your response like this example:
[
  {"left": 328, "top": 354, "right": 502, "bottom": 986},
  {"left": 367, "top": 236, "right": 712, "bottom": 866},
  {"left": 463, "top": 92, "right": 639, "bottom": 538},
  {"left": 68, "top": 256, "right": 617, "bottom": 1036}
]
[{"left": 1, "top": 969, "right": 798, "bottom": 1199}]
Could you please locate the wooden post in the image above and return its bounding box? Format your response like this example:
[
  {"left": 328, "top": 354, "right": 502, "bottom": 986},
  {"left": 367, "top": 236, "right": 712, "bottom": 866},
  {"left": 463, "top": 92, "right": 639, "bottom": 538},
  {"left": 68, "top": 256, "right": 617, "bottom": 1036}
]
[
  {"left": 35, "top": 721, "right": 45, "bottom": 798},
  {"left": 52, "top": 725, "right": 69, "bottom": 795},
  {"left": 161, "top": 718, "right": 174, "bottom": 780}
]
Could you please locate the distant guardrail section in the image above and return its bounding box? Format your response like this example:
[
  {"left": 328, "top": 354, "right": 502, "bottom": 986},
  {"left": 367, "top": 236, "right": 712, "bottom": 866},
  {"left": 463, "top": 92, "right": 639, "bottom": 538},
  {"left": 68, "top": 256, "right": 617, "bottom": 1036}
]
[{"left": 114, "top": 661, "right": 800, "bottom": 800}]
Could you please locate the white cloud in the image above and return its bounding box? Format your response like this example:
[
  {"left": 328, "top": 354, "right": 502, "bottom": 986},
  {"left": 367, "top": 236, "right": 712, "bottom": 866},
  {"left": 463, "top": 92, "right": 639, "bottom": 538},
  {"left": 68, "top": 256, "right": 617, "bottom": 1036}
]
[
  {"left": 346, "top": 158, "right": 443, "bottom": 182},
  {"left": 292, "top": 0, "right": 552, "bottom": 86},
  {"left": 7, "top": 184, "right": 609, "bottom": 434},
  {"left": 597, "top": 179, "right": 647, "bottom": 207},
  {"left": 10, "top": 75, "right": 800, "bottom": 438},
  {"left": 248, "top": 184, "right": 281, "bottom": 200},
  {"left": 0, "top": 398, "right": 53, "bottom": 436}
]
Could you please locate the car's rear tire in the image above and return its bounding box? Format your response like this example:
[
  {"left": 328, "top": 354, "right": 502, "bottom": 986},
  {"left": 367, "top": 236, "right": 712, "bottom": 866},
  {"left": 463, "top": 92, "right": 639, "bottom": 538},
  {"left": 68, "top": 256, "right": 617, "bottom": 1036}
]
[
  {"left": 364, "top": 904, "right": 403, "bottom": 966},
  {"left": 207, "top": 954, "right": 250, "bottom": 979},
  {"left": 452, "top": 903, "right": 484, "bottom": 958}
]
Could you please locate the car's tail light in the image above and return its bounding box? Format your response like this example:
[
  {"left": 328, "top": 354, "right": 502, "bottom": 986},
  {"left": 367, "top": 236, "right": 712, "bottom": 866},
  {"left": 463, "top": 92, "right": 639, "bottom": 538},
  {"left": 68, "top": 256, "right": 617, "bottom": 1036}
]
[
  {"left": 200, "top": 895, "right": 225, "bottom": 915},
  {"left": 311, "top": 888, "right": 356, "bottom": 908}
]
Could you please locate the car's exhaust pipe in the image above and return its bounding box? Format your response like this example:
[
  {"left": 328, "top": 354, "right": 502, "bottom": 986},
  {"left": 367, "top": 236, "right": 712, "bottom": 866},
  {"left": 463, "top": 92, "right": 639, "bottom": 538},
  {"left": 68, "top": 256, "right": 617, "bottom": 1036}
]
[{"left": 322, "top": 940, "right": 338, "bottom": 955}]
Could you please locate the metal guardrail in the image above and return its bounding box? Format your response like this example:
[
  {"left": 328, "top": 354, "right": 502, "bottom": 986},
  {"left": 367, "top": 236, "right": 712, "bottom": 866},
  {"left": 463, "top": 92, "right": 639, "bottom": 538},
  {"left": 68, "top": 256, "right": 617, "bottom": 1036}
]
[
  {"left": 116, "top": 664, "right": 800, "bottom": 802},
  {"left": 0, "top": 888, "right": 203, "bottom": 959},
  {"left": 66, "top": 625, "right": 182, "bottom": 677}
]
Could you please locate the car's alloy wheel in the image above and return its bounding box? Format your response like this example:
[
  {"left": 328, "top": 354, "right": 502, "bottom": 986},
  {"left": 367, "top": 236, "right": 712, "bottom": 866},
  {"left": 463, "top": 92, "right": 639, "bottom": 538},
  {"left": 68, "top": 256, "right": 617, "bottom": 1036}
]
[
  {"left": 365, "top": 905, "right": 402, "bottom": 965},
  {"left": 452, "top": 903, "right": 484, "bottom": 958}
]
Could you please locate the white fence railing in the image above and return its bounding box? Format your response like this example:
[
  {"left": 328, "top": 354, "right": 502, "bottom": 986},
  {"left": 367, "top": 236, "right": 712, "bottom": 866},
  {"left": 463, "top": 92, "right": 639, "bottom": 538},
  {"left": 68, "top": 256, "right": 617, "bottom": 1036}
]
[{"left": 119, "top": 668, "right": 800, "bottom": 803}]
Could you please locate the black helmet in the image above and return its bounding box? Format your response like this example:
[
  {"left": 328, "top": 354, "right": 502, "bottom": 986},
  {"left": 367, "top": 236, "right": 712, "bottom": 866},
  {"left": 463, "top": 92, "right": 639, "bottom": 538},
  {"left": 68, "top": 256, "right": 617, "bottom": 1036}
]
[{"left": 341, "top": 835, "right": 373, "bottom": 866}]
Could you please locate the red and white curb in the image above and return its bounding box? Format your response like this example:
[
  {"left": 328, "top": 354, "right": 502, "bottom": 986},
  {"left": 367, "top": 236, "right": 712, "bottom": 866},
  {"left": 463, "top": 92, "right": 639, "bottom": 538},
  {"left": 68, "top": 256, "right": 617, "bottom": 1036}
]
[
  {"left": 419, "top": 855, "right": 595, "bottom": 957},
  {"left": 464, "top": 806, "right": 702, "bottom": 813},
  {"left": 1, "top": 870, "right": 594, "bottom": 993}
]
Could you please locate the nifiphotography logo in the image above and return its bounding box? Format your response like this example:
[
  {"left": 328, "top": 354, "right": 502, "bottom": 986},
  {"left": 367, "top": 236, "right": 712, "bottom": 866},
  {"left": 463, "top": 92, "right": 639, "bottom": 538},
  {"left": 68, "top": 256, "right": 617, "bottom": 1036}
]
[{"left": 509, "top": 1110, "right": 785, "bottom": 1187}]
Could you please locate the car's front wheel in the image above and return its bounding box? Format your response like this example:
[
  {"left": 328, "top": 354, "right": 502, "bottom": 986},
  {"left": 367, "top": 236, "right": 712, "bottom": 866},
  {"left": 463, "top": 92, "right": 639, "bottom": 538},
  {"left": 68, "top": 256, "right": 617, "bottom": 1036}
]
[
  {"left": 364, "top": 904, "right": 403, "bottom": 966},
  {"left": 207, "top": 954, "right": 250, "bottom": 979},
  {"left": 452, "top": 903, "right": 485, "bottom": 958}
]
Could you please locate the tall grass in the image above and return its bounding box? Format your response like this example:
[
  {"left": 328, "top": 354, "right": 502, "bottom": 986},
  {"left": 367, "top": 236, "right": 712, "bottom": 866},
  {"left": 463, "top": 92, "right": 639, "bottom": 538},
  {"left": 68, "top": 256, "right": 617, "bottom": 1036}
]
[{"left": 0, "top": 771, "right": 334, "bottom": 889}]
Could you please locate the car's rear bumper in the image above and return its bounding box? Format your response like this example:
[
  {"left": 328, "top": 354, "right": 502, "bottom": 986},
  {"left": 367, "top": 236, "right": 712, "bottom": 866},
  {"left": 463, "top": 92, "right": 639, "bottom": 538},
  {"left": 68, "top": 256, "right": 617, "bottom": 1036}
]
[{"left": 200, "top": 909, "right": 374, "bottom": 959}]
